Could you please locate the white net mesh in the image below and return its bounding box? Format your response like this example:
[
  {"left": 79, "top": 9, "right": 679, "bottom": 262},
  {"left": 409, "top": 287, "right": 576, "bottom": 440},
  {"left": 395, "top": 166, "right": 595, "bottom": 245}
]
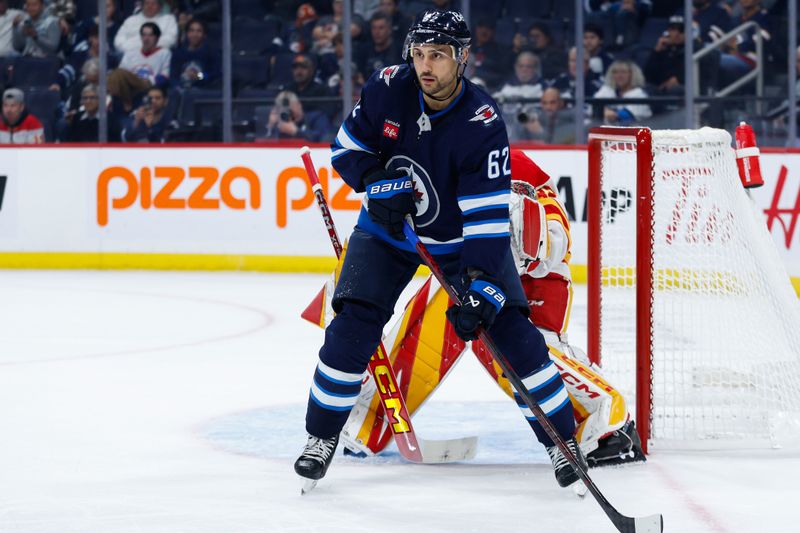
[{"left": 595, "top": 127, "right": 800, "bottom": 447}]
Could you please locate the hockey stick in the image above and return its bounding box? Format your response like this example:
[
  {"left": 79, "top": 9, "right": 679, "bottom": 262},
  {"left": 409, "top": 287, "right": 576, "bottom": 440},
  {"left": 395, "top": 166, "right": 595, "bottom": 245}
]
[
  {"left": 299, "top": 147, "right": 478, "bottom": 464},
  {"left": 402, "top": 219, "right": 663, "bottom": 533}
]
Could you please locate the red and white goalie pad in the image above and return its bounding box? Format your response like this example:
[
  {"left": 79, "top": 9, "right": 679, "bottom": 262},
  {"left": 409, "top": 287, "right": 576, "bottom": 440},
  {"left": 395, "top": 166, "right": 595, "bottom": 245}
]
[{"left": 510, "top": 180, "right": 548, "bottom": 275}]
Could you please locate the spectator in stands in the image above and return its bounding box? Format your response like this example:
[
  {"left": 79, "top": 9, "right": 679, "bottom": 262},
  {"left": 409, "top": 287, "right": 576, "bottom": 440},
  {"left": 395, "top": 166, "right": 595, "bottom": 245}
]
[
  {"left": 67, "top": 23, "right": 119, "bottom": 75},
  {"left": 109, "top": 22, "right": 171, "bottom": 112},
  {"left": 0, "top": 0, "right": 23, "bottom": 56},
  {"left": 318, "top": 0, "right": 366, "bottom": 45},
  {"left": 11, "top": 0, "right": 60, "bottom": 57},
  {"left": 72, "top": 0, "right": 122, "bottom": 55},
  {"left": 644, "top": 15, "right": 720, "bottom": 97},
  {"left": 360, "top": 12, "right": 402, "bottom": 77},
  {"left": 584, "top": 23, "right": 614, "bottom": 76},
  {"left": 286, "top": 2, "right": 319, "bottom": 54},
  {"left": 376, "top": 0, "right": 410, "bottom": 45},
  {"left": 47, "top": 0, "right": 76, "bottom": 51},
  {"left": 512, "top": 87, "right": 575, "bottom": 144},
  {"left": 550, "top": 47, "right": 604, "bottom": 104},
  {"left": 594, "top": 58, "right": 652, "bottom": 125},
  {"left": 726, "top": 0, "right": 777, "bottom": 80},
  {"left": 121, "top": 84, "right": 174, "bottom": 142},
  {"left": 286, "top": 52, "right": 333, "bottom": 116},
  {"left": 115, "top": 0, "right": 178, "bottom": 54},
  {"left": 319, "top": 30, "right": 343, "bottom": 86},
  {"left": 310, "top": 9, "right": 338, "bottom": 57},
  {"left": 263, "top": 90, "right": 332, "bottom": 142},
  {"left": 526, "top": 22, "right": 566, "bottom": 81},
  {"left": 692, "top": 0, "right": 733, "bottom": 45},
  {"left": 63, "top": 83, "right": 121, "bottom": 142},
  {"left": 170, "top": 18, "right": 218, "bottom": 88},
  {"left": 644, "top": 15, "right": 688, "bottom": 96},
  {"left": 120, "top": 22, "right": 171, "bottom": 85},
  {"left": 467, "top": 17, "right": 509, "bottom": 91},
  {"left": 494, "top": 51, "right": 544, "bottom": 103},
  {"left": 63, "top": 57, "right": 101, "bottom": 115},
  {"left": 52, "top": 25, "right": 119, "bottom": 106},
  {"left": 587, "top": 0, "right": 651, "bottom": 51},
  {"left": 0, "top": 87, "right": 44, "bottom": 143}
]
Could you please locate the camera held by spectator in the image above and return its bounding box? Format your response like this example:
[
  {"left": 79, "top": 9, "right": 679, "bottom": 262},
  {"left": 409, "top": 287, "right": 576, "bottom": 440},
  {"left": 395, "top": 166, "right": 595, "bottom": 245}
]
[{"left": 263, "top": 90, "right": 332, "bottom": 142}]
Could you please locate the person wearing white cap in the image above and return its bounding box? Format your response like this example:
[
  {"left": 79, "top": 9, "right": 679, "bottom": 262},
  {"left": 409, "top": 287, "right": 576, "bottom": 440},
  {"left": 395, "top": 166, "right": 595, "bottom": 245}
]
[{"left": 0, "top": 87, "right": 44, "bottom": 143}]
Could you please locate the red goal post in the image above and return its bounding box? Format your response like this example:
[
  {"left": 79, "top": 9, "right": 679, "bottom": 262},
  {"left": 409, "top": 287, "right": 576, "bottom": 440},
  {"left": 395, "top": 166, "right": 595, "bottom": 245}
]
[{"left": 587, "top": 127, "right": 654, "bottom": 454}]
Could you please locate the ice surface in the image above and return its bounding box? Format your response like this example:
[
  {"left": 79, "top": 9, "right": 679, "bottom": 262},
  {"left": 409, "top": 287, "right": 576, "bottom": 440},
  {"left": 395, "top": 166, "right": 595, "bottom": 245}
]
[{"left": 1, "top": 271, "right": 798, "bottom": 532}]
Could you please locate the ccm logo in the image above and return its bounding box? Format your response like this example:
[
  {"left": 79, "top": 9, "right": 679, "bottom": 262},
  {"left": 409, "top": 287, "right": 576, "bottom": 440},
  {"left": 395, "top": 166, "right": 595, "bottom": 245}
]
[{"left": 97, "top": 166, "right": 261, "bottom": 226}]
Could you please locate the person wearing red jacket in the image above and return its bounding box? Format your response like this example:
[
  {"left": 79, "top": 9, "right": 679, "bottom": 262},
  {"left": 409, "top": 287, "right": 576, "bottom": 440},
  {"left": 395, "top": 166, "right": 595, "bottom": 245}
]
[{"left": 0, "top": 88, "right": 44, "bottom": 144}]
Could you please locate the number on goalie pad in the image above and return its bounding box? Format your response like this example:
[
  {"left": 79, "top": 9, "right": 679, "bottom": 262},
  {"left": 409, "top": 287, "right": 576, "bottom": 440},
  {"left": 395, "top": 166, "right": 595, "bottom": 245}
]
[{"left": 510, "top": 180, "right": 548, "bottom": 275}]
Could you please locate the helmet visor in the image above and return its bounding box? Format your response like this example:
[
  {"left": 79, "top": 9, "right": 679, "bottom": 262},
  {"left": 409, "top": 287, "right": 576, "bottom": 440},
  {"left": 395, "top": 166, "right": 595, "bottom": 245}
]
[{"left": 402, "top": 29, "right": 467, "bottom": 61}]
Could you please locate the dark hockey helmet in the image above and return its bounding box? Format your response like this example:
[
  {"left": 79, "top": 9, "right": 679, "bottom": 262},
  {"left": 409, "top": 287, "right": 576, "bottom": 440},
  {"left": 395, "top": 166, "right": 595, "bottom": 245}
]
[{"left": 402, "top": 10, "right": 471, "bottom": 64}]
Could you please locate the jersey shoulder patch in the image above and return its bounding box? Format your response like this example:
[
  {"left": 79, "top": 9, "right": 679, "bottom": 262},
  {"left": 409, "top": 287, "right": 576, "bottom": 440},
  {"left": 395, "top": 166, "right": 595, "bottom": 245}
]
[
  {"left": 380, "top": 64, "right": 403, "bottom": 86},
  {"left": 468, "top": 104, "right": 500, "bottom": 126}
]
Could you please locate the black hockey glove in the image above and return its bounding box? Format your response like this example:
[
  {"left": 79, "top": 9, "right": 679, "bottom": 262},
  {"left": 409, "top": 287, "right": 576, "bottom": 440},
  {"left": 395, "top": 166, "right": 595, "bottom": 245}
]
[
  {"left": 445, "top": 276, "right": 507, "bottom": 342},
  {"left": 364, "top": 168, "right": 415, "bottom": 241}
]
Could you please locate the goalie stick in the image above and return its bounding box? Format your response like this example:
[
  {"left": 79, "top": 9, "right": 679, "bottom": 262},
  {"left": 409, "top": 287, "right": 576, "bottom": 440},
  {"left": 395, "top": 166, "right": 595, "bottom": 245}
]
[
  {"left": 402, "top": 218, "right": 663, "bottom": 533},
  {"left": 299, "top": 146, "right": 478, "bottom": 464}
]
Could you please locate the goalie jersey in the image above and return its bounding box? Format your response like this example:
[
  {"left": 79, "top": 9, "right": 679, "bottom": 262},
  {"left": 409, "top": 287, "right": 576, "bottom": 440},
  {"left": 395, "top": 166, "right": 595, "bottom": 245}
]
[{"left": 330, "top": 64, "right": 512, "bottom": 278}]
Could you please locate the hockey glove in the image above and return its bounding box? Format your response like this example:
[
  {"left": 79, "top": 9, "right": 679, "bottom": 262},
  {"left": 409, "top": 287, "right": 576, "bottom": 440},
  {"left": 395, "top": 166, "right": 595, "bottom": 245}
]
[
  {"left": 364, "top": 168, "right": 415, "bottom": 241},
  {"left": 446, "top": 276, "right": 507, "bottom": 341}
]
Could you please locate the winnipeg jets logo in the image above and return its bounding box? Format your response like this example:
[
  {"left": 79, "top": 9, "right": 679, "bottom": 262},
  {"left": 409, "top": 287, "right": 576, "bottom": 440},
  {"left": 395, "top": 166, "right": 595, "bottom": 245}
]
[
  {"left": 469, "top": 104, "right": 498, "bottom": 126},
  {"left": 385, "top": 155, "right": 440, "bottom": 228},
  {"left": 381, "top": 65, "right": 400, "bottom": 86}
]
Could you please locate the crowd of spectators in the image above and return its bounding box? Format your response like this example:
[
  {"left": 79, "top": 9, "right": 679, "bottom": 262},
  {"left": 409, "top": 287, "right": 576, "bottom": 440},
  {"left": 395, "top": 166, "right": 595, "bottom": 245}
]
[{"left": 0, "top": 0, "right": 792, "bottom": 144}]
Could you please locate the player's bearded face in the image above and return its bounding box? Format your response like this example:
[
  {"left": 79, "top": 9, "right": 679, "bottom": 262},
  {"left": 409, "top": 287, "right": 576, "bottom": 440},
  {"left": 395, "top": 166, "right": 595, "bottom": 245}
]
[{"left": 411, "top": 45, "right": 460, "bottom": 98}]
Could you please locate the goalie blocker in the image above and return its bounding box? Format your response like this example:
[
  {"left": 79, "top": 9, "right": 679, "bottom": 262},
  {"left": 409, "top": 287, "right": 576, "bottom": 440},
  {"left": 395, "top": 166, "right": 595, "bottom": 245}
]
[{"left": 302, "top": 150, "right": 644, "bottom": 467}]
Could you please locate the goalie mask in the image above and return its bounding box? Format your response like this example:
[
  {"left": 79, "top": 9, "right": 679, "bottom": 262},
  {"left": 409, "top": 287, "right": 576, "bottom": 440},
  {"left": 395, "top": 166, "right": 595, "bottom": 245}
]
[{"left": 403, "top": 10, "right": 471, "bottom": 94}]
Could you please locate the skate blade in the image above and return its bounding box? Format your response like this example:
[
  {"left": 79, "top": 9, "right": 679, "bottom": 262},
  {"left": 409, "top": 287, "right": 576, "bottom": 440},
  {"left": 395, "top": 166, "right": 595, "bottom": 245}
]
[
  {"left": 571, "top": 480, "right": 588, "bottom": 498},
  {"left": 300, "top": 478, "right": 318, "bottom": 495}
]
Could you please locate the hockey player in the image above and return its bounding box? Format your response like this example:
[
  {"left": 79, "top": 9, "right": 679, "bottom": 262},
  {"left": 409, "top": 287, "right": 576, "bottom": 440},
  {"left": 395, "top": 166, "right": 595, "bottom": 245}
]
[
  {"left": 336, "top": 149, "right": 644, "bottom": 466},
  {"left": 294, "top": 9, "right": 587, "bottom": 491}
]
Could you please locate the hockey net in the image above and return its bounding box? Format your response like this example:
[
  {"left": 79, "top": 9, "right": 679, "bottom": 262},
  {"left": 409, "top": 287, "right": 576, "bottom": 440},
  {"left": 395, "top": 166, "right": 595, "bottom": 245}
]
[{"left": 587, "top": 127, "right": 800, "bottom": 453}]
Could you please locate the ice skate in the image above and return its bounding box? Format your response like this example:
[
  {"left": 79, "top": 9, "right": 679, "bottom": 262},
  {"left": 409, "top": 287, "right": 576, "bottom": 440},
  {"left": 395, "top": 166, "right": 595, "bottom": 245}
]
[
  {"left": 546, "top": 438, "right": 588, "bottom": 488},
  {"left": 294, "top": 433, "right": 339, "bottom": 494}
]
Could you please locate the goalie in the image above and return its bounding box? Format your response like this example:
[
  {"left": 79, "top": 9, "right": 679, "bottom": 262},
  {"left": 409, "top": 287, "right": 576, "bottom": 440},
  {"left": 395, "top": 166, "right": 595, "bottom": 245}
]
[{"left": 303, "top": 150, "right": 644, "bottom": 467}]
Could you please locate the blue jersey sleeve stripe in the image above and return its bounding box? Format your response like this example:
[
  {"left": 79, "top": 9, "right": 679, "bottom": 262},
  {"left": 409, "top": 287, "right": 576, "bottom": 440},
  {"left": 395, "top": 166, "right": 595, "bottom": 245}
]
[
  {"left": 463, "top": 218, "right": 508, "bottom": 228},
  {"left": 336, "top": 122, "right": 375, "bottom": 154},
  {"left": 464, "top": 221, "right": 509, "bottom": 238},
  {"left": 463, "top": 232, "right": 511, "bottom": 240},
  {"left": 458, "top": 192, "right": 510, "bottom": 213},
  {"left": 461, "top": 205, "right": 507, "bottom": 217},
  {"left": 457, "top": 190, "right": 510, "bottom": 202}
]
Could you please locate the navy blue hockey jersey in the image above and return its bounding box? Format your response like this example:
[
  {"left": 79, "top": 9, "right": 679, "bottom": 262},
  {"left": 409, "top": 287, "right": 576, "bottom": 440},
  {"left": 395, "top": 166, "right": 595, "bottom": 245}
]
[{"left": 330, "top": 64, "right": 512, "bottom": 278}]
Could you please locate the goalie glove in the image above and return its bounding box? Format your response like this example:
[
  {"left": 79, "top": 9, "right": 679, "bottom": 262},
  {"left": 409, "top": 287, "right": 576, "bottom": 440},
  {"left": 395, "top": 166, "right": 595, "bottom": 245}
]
[
  {"left": 509, "top": 180, "right": 548, "bottom": 276},
  {"left": 445, "top": 276, "right": 506, "bottom": 341}
]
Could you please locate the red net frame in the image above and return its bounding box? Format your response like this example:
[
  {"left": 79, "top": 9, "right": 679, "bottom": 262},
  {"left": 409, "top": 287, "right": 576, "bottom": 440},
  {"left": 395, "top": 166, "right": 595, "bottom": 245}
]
[{"left": 587, "top": 127, "right": 653, "bottom": 454}]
